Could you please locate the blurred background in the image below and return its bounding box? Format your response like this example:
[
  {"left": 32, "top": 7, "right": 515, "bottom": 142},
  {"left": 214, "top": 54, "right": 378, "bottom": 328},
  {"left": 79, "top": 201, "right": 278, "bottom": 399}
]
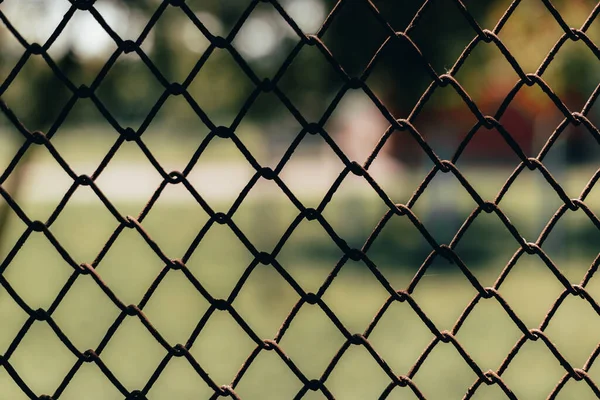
[{"left": 0, "top": 0, "right": 599, "bottom": 398}]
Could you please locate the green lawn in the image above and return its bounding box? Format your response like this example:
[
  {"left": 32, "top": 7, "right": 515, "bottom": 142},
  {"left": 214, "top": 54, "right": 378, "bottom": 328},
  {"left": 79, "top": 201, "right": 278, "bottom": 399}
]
[
  {"left": 0, "top": 196, "right": 599, "bottom": 399},
  {"left": 0, "top": 128, "right": 598, "bottom": 399}
]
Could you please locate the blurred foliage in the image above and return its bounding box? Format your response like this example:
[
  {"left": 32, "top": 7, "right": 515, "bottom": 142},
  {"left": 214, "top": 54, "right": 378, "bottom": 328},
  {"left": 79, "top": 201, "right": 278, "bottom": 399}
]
[{"left": 2, "top": 0, "right": 600, "bottom": 135}]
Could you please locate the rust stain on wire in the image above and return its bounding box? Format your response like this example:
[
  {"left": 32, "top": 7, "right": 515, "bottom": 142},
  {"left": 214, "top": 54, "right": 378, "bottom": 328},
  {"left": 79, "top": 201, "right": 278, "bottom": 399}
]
[{"left": 0, "top": 0, "right": 599, "bottom": 399}]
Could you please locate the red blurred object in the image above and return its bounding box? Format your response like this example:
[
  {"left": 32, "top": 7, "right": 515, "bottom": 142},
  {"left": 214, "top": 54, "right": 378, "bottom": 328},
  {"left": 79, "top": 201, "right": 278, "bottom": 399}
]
[{"left": 388, "top": 81, "right": 587, "bottom": 166}]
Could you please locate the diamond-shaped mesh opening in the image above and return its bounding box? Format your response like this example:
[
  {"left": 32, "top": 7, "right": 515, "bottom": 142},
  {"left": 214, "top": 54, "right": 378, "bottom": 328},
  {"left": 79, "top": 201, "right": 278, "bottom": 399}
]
[
  {"left": 455, "top": 41, "right": 524, "bottom": 116},
  {"left": 92, "top": 142, "right": 165, "bottom": 217},
  {"left": 410, "top": 342, "right": 480, "bottom": 399},
  {"left": 365, "top": 212, "right": 432, "bottom": 274},
  {"left": 496, "top": 1, "right": 567, "bottom": 71},
  {"left": 584, "top": 272, "right": 600, "bottom": 309},
  {"left": 184, "top": 137, "right": 256, "bottom": 208},
  {"left": 542, "top": 123, "right": 600, "bottom": 192},
  {"left": 1, "top": 55, "right": 73, "bottom": 132},
  {"left": 189, "top": 309, "right": 258, "bottom": 385},
  {"left": 455, "top": 297, "right": 524, "bottom": 372},
  {"left": 498, "top": 255, "right": 567, "bottom": 328},
  {"left": 184, "top": 221, "right": 255, "bottom": 300},
  {"left": 233, "top": 348, "right": 305, "bottom": 399},
  {"left": 274, "top": 217, "right": 346, "bottom": 289},
  {"left": 57, "top": 362, "right": 124, "bottom": 400},
  {"left": 95, "top": 227, "right": 167, "bottom": 305},
  {"left": 542, "top": 38, "right": 600, "bottom": 111},
  {"left": 323, "top": 90, "right": 389, "bottom": 163},
  {"left": 141, "top": 270, "right": 211, "bottom": 344},
  {"left": 94, "top": 51, "right": 165, "bottom": 126},
  {"left": 544, "top": 294, "right": 600, "bottom": 368},
  {"left": 232, "top": 178, "right": 299, "bottom": 251},
  {"left": 409, "top": 173, "right": 480, "bottom": 244},
  {"left": 145, "top": 356, "right": 215, "bottom": 399},
  {"left": 321, "top": 0, "right": 389, "bottom": 77},
  {"left": 232, "top": 2, "right": 301, "bottom": 78},
  {"left": 0, "top": 0, "right": 70, "bottom": 47},
  {"left": 2, "top": 152, "right": 74, "bottom": 221},
  {"left": 409, "top": 1, "right": 480, "bottom": 73},
  {"left": 99, "top": 316, "right": 167, "bottom": 390},
  {"left": 139, "top": 3, "right": 210, "bottom": 83},
  {"left": 3, "top": 233, "right": 74, "bottom": 309},
  {"left": 410, "top": 258, "right": 480, "bottom": 330},
  {"left": 51, "top": 274, "right": 121, "bottom": 350},
  {"left": 63, "top": 6, "right": 120, "bottom": 63},
  {"left": 501, "top": 339, "right": 566, "bottom": 399},
  {"left": 49, "top": 188, "right": 121, "bottom": 263},
  {"left": 367, "top": 299, "right": 436, "bottom": 376},
  {"left": 454, "top": 125, "right": 525, "bottom": 179},
  {"left": 496, "top": 167, "right": 564, "bottom": 240},
  {"left": 277, "top": 44, "right": 344, "bottom": 122},
  {"left": 277, "top": 301, "right": 347, "bottom": 377},
  {"left": 280, "top": 0, "right": 328, "bottom": 34},
  {"left": 366, "top": 39, "right": 435, "bottom": 118},
  {"left": 320, "top": 173, "right": 390, "bottom": 248},
  {"left": 186, "top": 47, "right": 256, "bottom": 126},
  {"left": 277, "top": 134, "right": 346, "bottom": 208},
  {"left": 141, "top": 195, "right": 211, "bottom": 257},
  {"left": 452, "top": 211, "right": 518, "bottom": 285},
  {"left": 500, "top": 82, "right": 567, "bottom": 152},
  {"left": 325, "top": 344, "right": 392, "bottom": 399},
  {"left": 138, "top": 94, "right": 211, "bottom": 170},
  {"left": 232, "top": 89, "right": 304, "bottom": 167},
  {"left": 44, "top": 100, "right": 121, "bottom": 167},
  {"left": 321, "top": 260, "right": 390, "bottom": 333},
  {"left": 540, "top": 207, "right": 600, "bottom": 282},
  {"left": 8, "top": 321, "right": 77, "bottom": 396},
  {"left": 409, "top": 85, "right": 478, "bottom": 157},
  {"left": 233, "top": 264, "right": 300, "bottom": 338}
]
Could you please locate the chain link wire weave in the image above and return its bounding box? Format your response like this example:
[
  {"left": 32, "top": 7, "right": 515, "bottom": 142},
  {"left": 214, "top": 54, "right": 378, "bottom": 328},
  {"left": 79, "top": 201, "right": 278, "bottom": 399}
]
[{"left": 1, "top": 0, "right": 600, "bottom": 398}]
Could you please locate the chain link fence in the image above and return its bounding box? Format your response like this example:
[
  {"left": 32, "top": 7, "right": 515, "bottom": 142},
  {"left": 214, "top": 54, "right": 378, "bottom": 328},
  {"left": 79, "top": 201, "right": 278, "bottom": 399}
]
[{"left": 1, "top": 0, "right": 600, "bottom": 398}]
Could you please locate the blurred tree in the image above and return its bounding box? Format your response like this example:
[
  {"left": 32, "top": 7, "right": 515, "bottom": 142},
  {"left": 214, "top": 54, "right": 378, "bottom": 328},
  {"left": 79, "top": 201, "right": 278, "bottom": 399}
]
[
  {"left": 1, "top": 0, "right": 599, "bottom": 167},
  {"left": 3, "top": 0, "right": 600, "bottom": 130}
]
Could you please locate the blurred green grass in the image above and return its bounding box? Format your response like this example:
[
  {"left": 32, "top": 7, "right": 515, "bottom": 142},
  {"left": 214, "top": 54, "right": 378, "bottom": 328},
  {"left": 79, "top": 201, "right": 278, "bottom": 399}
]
[
  {"left": 0, "top": 126, "right": 599, "bottom": 399},
  {"left": 0, "top": 197, "right": 599, "bottom": 399}
]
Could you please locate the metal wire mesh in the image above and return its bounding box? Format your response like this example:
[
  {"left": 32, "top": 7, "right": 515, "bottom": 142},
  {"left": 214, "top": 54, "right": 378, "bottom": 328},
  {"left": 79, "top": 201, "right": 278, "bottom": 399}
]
[{"left": 1, "top": 0, "right": 600, "bottom": 398}]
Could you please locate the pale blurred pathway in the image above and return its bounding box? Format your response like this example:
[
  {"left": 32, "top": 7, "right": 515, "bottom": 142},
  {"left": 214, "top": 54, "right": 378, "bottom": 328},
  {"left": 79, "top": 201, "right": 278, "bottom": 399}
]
[{"left": 18, "top": 156, "right": 404, "bottom": 204}]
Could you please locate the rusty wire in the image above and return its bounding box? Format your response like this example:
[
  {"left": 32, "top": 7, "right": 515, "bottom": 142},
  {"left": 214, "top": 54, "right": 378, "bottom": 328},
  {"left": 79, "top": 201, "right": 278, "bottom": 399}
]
[{"left": 0, "top": 0, "right": 600, "bottom": 398}]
